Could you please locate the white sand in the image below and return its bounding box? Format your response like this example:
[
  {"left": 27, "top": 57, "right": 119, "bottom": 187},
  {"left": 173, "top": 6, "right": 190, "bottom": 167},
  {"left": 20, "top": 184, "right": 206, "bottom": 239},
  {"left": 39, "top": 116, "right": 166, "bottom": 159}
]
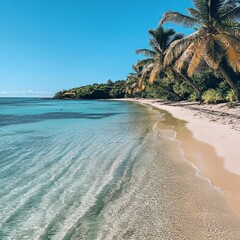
[
  {"left": 114, "top": 98, "right": 240, "bottom": 216},
  {"left": 129, "top": 99, "right": 240, "bottom": 176}
]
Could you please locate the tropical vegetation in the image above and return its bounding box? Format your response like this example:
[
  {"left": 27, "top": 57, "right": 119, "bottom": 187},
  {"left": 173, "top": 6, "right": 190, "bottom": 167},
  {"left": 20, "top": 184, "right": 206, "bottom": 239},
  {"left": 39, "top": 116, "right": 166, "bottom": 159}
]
[
  {"left": 54, "top": 0, "right": 240, "bottom": 104},
  {"left": 54, "top": 80, "right": 126, "bottom": 99},
  {"left": 160, "top": 0, "right": 240, "bottom": 102}
]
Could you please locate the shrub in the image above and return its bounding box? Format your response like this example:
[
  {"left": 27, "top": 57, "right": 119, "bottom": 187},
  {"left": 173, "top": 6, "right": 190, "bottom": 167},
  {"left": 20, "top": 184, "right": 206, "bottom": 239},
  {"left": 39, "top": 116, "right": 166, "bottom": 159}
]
[
  {"left": 202, "top": 89, "right": 224, "bottom": 104},
  {"left": 188, "top": 92, "right": 199, "bottom": 102},
  {"left": 225, "top": 89, "right": 237, "bottom": 103}
]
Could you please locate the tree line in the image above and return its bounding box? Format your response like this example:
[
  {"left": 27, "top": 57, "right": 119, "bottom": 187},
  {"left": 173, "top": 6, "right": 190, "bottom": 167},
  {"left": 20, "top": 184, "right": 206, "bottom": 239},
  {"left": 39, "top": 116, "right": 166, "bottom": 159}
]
[
  {"left": 53, "top": 80, "right": 126, "bottom": 99},
  {"left": 127, "top": 0, "right": 240, "bottom": 103},
  {"left": 54, "top": 0, "right": 240, "bottom": 104}
]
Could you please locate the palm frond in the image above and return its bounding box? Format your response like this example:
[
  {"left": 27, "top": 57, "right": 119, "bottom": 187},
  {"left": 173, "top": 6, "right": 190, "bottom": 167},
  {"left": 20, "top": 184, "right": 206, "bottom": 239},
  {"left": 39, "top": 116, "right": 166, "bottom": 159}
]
[
  {"left": 160, "top": 11, "right": 198, "bottom": 28},
  {"left": 192, "top": 0, "right": 208, "bottom": 15},
  {"left": 130, "top": 83, "right": 137, "bottom": 88},
  {"left": 128, "top": 73, "right": 137, "bottom": 78},
  {"left": 135, "top": 58, "right": 155, "bottom": 68},
  {"left": 140, "top": 63, "right": 155, "bottom": 80},
  {"left": 136, "top": 49, "right": 156, "bottom": 57},
  {"left": 132, "top": 63, "right": 144, "bottom": 74},
  {"left": 165, "top": 33, "right": 184, "bottom": 49},
  {"left": 187, "top": 8, "right": 202, "bottom": 20},
  {"left": 137, "top": 63, "right": 155, "bottom": 87},
  {"left": 149, "top": 63, "right": 162, "bottom": 83},
  {"left": 162, "top": 28, "right": 176, "bottom": 38},
  {"left": 216, "top": 34, "right": 240, "bottom": 72},
  {"left": 164, "top": 31, "right": 202, "bottom": 67},
  {"left": 218, "top": 0, "right": 239, "bottom": 17},
  {"left": 203, "top": 36, "right": 223, "bottom": 69},
  {"left": 218, "top": 23, "right": 240, "bottom": 38},
  {"left": 192, "top": 0, "right": 209, "bottom": 23},
  {"left": 170, "top": 33, "right": 185, "bottom": 42},
  {"left": 149, "top": 26, "right": 164, "bottom": 41},
  {"left": 225, "top": 45, "right": 240, "bottom": 72},
  {"left": 219, "top": 5, "right": 240, "bottom": 21},
  {"left": 210, "top": 0, "right": 227, "bottom": 18},
  {"left": 160, "top": 28, "right": 176, "bottom": 50},
  {"left": 131, "top": 65, "right": 138, "bottom": 74},
  {"left": 218, "top": 33, "right": 240, "bottom": 48},
  {"left": 164, "top": 39, "right": 190, "bottom": 67},
  {"left": 187, "top": 42, "right": 206, "bottom": 76},
  {"left": 174, "top": 43, "right": 195, "bottom": 72},
  {"left": 149, "top": 39, "right": 162, "bottom": 53},
  {"left": 134, "top": 84, "right": 145, "bottom": 93}
]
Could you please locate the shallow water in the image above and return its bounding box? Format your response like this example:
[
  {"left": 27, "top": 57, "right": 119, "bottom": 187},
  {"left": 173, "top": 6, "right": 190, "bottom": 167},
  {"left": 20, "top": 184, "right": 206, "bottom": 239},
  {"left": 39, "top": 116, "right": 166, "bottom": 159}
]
[{"left": 0, "top": 98, "right": 240, "bottom": 239}]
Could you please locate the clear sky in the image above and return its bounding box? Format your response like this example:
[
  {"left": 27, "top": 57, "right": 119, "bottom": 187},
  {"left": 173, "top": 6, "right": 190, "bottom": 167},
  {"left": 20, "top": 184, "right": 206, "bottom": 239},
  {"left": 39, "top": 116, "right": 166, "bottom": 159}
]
[{"left": 0, "top": 0, "right": 193, "bottom": 97}]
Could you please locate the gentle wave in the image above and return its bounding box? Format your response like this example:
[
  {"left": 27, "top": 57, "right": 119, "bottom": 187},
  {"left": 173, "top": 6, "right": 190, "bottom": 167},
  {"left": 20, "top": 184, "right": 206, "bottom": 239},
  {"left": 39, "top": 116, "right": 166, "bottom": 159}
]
[
  {"left": 0, "top": 98, "right": 151, "bottom": 239},
  {"left": 1, "top": 98, "right": 240, "bottom": 240}
]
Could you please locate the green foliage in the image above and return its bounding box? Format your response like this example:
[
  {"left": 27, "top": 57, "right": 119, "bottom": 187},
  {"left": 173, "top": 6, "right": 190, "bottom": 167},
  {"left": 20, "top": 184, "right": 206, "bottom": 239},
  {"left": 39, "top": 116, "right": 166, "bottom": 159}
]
[
  {"left": 188, "top": 92, "right": 199, "bottom": 102},
  {"left": 123, "top": 68, "right": 234, "bottom": 103},
  {"left": 226, "top": 90, "right": 237, "bottom": 103},
  {"left": 191, "top": 71, "right": 223, "bottom": 91},
  {"left": 54, "top": 69, "right": 236, "bottom": 104},
  {"left": 170, "top": 70, "right": 225, "bottom": 101},
  {"left": 109, "top": 81, "right": 126, "bottom": 98},
  {"left": 202, "top": 89, "right": 224, "bottom": 104},
  {"left": 173, "top": 80, "right": 192, "bottom": 99},
  {"left": 54, "top": 80, "right": 126, "bottom": 99}
]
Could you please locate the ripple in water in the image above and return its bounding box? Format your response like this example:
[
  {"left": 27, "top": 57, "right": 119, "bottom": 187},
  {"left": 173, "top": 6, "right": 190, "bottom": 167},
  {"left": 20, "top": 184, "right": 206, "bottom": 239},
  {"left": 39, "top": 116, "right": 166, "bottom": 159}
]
[{"left": 0, "top": 98, "right": 240, "bottom": 240}]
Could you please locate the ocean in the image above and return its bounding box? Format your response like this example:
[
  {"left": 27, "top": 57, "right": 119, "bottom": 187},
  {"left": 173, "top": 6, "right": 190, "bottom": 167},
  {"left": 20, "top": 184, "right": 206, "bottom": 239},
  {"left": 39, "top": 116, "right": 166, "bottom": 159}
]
[{"left": 0, "top": 98, "right": 240, "bottom": 240}]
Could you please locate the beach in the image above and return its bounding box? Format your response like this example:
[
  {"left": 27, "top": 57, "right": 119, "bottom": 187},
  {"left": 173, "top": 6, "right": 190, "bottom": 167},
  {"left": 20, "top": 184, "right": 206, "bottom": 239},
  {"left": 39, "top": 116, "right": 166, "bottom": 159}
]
[{"left": 123, "top": 98, "right": 240, "bottom": 217}]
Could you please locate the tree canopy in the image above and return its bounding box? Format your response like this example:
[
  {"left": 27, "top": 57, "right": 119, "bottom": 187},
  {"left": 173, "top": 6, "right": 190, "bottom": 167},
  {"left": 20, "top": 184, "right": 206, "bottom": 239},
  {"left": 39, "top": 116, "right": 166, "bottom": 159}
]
[{"left": 54, "top": 0, "right": 240, "bottom": 104}]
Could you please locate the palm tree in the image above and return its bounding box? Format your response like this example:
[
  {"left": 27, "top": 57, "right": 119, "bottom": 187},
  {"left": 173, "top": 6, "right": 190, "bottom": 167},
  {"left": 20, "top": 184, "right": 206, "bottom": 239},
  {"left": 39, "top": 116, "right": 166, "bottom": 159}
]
[
  {"left": 135, "top": 25, "right": 202, "bottom": 98},
  {"left": 160, "top": 0, "right": 240, "bottom": 101},
  {"left": 125, "top": 64, "right": 145, "bottom": 95}
]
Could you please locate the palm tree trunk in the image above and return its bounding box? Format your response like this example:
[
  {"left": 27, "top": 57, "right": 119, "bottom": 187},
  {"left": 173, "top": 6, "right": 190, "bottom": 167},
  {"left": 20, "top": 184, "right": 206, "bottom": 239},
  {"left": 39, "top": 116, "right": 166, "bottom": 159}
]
[
  {"left": 219, "top": 65, "right": 240, "bottom": 102},
  {"left": 177, "top": 71, "right": 203, "bottom": 102}
]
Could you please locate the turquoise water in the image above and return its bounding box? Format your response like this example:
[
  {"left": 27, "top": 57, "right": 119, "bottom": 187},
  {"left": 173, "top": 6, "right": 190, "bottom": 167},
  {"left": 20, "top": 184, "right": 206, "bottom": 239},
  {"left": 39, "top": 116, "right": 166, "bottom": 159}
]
[
  {"left": 0, "top": 98, "right": 154, "bottom": 239},
  {"left": 1, "top": 98, "right": 240, "bottom": 240}
]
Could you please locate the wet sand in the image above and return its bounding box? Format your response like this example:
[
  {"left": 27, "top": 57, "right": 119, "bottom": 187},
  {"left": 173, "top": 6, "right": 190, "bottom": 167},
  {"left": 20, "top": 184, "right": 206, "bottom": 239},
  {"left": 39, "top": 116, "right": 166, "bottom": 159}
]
[
  {"left": 157, "top": 109, "right": 240, "bottom": 217},
  {"left": 130, "top": 99, "right": 240, "bottom": 217}
]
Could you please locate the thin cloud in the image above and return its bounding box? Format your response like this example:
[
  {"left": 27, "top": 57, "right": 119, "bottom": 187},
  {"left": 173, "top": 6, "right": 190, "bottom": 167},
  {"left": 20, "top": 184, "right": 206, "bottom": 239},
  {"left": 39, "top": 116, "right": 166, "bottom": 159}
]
[{"left": 0, "top": 89, "right": 54, "bottom": 97}]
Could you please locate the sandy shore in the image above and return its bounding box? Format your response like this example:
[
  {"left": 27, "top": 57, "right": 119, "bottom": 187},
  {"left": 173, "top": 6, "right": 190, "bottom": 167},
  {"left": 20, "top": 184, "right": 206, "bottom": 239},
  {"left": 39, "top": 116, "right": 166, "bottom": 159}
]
[{"left": 119, "top": 98, "right": 240, "bottom": 217}]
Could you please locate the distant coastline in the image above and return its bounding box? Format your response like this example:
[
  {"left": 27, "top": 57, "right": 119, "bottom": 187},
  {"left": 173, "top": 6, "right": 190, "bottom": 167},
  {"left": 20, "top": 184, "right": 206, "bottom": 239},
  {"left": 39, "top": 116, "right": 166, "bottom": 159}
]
[{"left": 53, "top": 80, "right": 126, "bottom": 100}]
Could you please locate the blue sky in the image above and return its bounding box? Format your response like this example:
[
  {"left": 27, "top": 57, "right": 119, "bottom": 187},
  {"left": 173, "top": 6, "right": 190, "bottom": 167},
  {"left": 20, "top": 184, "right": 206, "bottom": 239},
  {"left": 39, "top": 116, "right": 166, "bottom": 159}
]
[{"left": 0, "top": 0, "right": 193, "bottom": 97}]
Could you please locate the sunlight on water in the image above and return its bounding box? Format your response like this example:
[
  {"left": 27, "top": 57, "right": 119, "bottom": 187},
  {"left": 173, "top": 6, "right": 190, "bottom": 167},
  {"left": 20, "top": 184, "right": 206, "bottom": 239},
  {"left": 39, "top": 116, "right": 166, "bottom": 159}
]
[
  {"left": 0, "top": 98, "right": 153, "bottom": 239},
  {"left": 1, "top": 98, "right": 240, "bottom": 240}
]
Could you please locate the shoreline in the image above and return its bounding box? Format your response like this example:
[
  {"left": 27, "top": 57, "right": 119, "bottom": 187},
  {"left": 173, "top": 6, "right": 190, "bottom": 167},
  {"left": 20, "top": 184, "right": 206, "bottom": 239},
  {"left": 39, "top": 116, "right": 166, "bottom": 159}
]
[{"left": 117, "top": 98, "right": 240, "bottom": 217}]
